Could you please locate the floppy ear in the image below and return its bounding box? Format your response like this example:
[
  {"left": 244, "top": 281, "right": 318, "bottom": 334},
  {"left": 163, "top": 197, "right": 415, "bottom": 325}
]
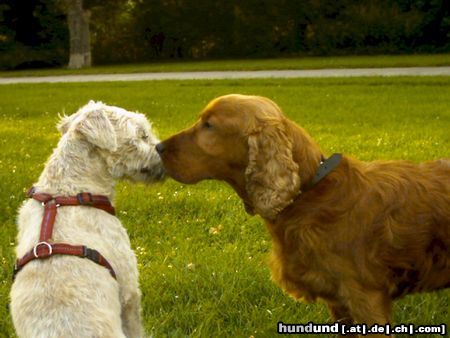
[
  {"left": 245, "top": 119, "right": 300, "bottom": 220},
  {"left": 73, "top": 109, "right": 118, "bottom": 151}
]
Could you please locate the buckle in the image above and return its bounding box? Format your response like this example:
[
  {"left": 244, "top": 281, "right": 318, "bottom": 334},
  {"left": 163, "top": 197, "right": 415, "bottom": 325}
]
[
  {"left": 77, "top": 192, "right": 93, "bottom": 206},
  {"left": 83, "top": 246, "right": 100, "bottom": 263},
  {"left": 33, "top": 241, "right": 53, "bottom": 258}
]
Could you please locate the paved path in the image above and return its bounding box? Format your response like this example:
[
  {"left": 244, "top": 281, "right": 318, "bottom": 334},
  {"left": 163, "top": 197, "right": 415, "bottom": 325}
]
[{"left": 1, "top": 67, "right": 450, "bottom": 84}]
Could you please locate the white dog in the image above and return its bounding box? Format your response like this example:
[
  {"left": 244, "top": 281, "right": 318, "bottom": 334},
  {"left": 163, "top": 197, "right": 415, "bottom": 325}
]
[{"left": 10, "top": 101, "right": 164, "bottom": 338}]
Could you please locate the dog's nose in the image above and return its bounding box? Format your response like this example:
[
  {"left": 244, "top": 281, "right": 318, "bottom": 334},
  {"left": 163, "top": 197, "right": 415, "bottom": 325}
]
[{"left": 156, "top": 142, "right": 166, "bottom": 155}]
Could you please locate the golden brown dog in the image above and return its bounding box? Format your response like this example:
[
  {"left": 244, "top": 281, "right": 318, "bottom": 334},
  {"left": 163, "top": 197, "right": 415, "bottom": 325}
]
[{"left": 156, "top": 94, "right": 449, "bottom": 334}]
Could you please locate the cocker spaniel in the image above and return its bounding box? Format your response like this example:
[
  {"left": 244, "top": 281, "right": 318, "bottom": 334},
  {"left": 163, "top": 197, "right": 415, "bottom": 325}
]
[{"left": 156, "top": 94, "right": 449, "bottom": 334}]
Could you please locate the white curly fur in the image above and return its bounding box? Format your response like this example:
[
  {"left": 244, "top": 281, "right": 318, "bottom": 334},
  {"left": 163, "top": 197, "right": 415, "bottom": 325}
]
[{"left": 10, "top": 101, "right": 164, "bottom": 338}]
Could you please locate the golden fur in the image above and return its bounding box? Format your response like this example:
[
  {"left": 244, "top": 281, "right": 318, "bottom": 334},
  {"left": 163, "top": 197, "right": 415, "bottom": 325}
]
[{"left": 157, "top": 94, "right": 450, "bottom": 333}]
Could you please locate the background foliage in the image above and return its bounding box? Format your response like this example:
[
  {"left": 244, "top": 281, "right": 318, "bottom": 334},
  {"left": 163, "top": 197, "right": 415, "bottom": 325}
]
[{"left": 0, "top": 0, "right": 449, "bottom": 69}]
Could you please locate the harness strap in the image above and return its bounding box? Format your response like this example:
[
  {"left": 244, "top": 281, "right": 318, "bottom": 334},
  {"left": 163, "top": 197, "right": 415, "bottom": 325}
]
[
  {"left": 14, "top": 243, "right": 116, "bottom": 280},
  {"left": 14, "top": 187, "right": 117, "bottom": 280},
  {"left": 28, "top": 188, "right": 116, "bottom": 216},
  {"left": 40, "top": 200, "right": 57, "bottom": 242}
]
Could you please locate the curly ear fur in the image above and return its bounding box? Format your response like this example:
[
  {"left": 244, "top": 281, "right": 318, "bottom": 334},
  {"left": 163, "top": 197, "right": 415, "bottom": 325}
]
[
  {"left": 70, "top": 108, "right": 118, "bottom": 151},
  {"left": 57, "top": 101, "right": 98, "bottom": 135},
  {"left": 245, "top": 117, "right": 300, "bottom": 220}
]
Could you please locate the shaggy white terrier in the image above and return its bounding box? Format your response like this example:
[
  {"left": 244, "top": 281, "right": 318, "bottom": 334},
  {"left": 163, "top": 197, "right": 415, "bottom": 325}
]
[{"left": 10, "top": 101, "right": 164, "bottom": 338}]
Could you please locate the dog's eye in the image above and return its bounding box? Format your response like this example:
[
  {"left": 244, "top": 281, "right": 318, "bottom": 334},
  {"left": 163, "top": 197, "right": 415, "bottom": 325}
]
[
  {"left": 203, "top": 121, "right": 213, "bottom": 129},
  {"left": 142, "top": 134, "right": 148, "bottom": 140}
]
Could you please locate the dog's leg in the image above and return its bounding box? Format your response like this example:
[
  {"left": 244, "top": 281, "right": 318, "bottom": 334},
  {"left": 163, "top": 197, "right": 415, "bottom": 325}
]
[
  {"left": 345, "top": 288, "right": 392, "bottom": 338},
  {"left": 121, "top": 291, "right": 143, "bottom": 338},
  {"left": 327, "top": 301, "right": 358, "bottom": 338},
  {"left": 328, "top": 302, "right": 354, "bottom": 324}
]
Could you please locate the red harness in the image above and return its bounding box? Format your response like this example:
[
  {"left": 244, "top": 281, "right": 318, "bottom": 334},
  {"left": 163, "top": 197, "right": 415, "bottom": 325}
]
[{"left": 14, "top": 187, "right": 117, "bottom": 280}]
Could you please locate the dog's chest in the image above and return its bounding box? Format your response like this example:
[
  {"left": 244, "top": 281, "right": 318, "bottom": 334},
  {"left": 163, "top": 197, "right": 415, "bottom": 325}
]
[{"left": 268, "top": 236, "right": 338, "bottom": 302}]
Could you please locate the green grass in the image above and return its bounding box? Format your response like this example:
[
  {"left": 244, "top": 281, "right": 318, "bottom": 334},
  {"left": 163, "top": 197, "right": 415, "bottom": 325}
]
[
  {"left": 1, "top": 53, "right": 450, "bottom": 78},
  {"left": 0, "top": 78, "right": 449, "bottom": 337}
]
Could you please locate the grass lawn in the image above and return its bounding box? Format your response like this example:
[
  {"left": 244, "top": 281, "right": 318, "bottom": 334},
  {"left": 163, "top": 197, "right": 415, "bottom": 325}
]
[
  {"left": 1, "top": 53, "right": 450, "bottom": 78},
  {"left": 0, "top": 77, "right": 449, "bottom": 337}
]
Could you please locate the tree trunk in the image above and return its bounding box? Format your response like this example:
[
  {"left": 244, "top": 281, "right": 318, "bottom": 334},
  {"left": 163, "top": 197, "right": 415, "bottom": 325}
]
[{"left": 65, "top": 0, "right": 91, "bottom": 69}]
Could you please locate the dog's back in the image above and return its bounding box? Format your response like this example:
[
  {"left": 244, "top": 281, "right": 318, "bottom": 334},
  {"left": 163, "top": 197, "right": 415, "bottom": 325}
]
[
  {"left": 363, "top": 158, "right": 450, "bottom": 298},
  {"left": 10, "top": 200, "right": 127, "bottom": 338}
]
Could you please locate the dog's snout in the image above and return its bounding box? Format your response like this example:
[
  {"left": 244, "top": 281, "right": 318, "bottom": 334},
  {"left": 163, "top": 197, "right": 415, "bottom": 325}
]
[{"left": 156, "top": 142, "right": 166, "bottom": 155}]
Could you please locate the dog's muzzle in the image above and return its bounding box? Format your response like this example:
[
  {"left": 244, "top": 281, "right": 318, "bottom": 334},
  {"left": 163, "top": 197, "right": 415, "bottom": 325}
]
[{"left": 156, "top": 142, "right": 166, "bottom": 155}]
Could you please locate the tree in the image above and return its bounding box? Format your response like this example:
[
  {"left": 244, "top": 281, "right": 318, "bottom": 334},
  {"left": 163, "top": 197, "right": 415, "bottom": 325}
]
[
  {"left": 0, "top": 0, "right": 68, "bottom": 70},
  {"left": 62, "top": 0, "right": 91, "bottom": 69}
]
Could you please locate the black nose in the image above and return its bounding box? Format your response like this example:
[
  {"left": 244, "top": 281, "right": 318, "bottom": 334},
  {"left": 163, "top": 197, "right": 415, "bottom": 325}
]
[{"left": 156, "top": 142, "right": 166, "bottom": 155}]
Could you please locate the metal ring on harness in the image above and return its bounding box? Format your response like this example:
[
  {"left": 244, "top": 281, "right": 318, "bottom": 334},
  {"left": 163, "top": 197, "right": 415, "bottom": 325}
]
[{"left": 33, "top": 241, "right": 53, "bottom": 258}]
